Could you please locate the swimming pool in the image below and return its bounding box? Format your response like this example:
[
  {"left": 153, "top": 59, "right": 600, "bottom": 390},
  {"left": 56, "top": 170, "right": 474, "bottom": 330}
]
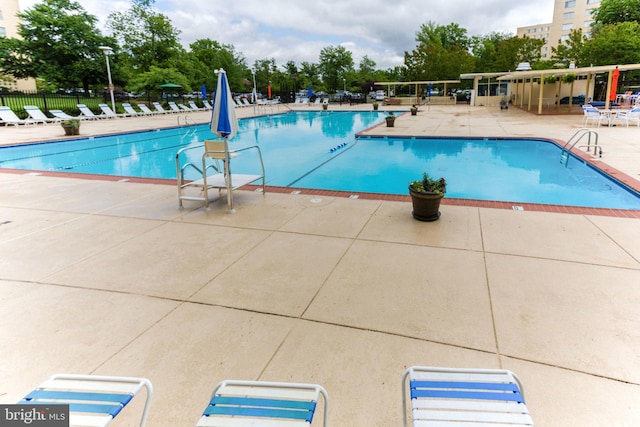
[{"left": 2, "top": 111, "right": 640, "bottom": 209}]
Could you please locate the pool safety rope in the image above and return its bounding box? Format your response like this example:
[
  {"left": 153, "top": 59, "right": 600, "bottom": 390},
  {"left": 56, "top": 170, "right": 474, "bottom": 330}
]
[{"left": 330, "top": 142, "right": 347, "bottom": 152}]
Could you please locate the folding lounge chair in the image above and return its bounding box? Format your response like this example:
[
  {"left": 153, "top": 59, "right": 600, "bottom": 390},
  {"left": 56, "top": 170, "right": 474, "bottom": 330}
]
[
  {"left": 137, "top": 104, "right": 157, "bottom": 115},
  {"left": 99, "top": 103, "right": 128, "bottom": 118},
  {"left": 168, "top": 102, "right": 183, "bottom": 113},
  {"left": 188, "top": 101, "right": 204, "bottom": 111},
  {"left": 241, "top": 98, "right": 252, "bottom": 107},
  {"left": 0, "top": 106, "right": 36, "bottom": 126},
  {"left": 77, "top": 104, "right": 101, "bottom": 120},
  {"left": 152, "top": 102, "right": 171, "bottom": 114},
  {"left": 122, "top": 103, "right": 141, "bottom": 117},
  {"left": 177, "top": 103, "right": 192, "bottom": 111},
  {"left": 24, "top": 105, "right": 61, "bottom": 124},
  {"left": 50, "top": 109, "right": 82, "bottom": 120},
  {"left": 402, "top": 366, "right": 534, "bottom": 426},
  {"left": 203, "top": 100, "right": 213, "bottom": 110},
  {"left": 18, "top": 373, "right": 153, "bottom": 427},
  {"left": 196, "top": 380, "right": 328, "bottom": 426}
]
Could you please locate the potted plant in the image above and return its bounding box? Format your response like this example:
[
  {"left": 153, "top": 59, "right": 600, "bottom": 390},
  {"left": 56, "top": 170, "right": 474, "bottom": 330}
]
[
  {"left": 61, "top": 119, "right": 80, "bottom": 136},
  {"left": 408, "top": 172, "right": 447, "bottom": 221},
  {"left": 372, "top": 102, "right": 379, "bottom": 111},
  {"left": 322, "top": 102, "right": 328, "bottom": 110},
  {"left": 562, "top": 73, "right": 576, "bottom": 84},
  {"left": 410, "top": 104, "right": 418, "bottom": 115},
  {"left": 385, "top": 111, "right": 396, "bottom": 127}
]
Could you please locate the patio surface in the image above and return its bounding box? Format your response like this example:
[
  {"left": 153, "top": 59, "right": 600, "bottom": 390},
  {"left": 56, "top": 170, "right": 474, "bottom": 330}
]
[{"left": 1, "top": 103, "right": 639, "bottom": 426}]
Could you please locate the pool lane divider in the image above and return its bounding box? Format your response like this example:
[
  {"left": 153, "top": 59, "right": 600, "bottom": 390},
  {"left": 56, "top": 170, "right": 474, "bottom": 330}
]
[{"left": 329, "top": 142, "right": 348, "bottom": 152}]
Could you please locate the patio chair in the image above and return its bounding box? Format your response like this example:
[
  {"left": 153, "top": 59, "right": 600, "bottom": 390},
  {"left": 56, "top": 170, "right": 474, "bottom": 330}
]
[
  {"left": 402, "top": 366, "right": 534, "bottom": 426},
  {"left": 50, "top": 109, "right": 83, "bottom": 120},
  {"left": 77, "top": 104, "right": 101, "bottom": 120},
  {"left": 203, "top": 100, "right": 213, "bottom": 110},
  {"left": 152, "top": 102, "right": 172, "bottom": 114},
  {"left": 122, "top": 103, "right": 141, "bottom": 117},
  {"left": 167, "top": 101, "right": 182, "bottom": 113},
  {"left": 24, "top": 105, "right": 61, "bottom": 124},
  {"left": 241, "top": 98, "right": 252, "bottom": 107},
  {"left": 99, "top": 103, "right": 128, "bottom": 118},
  {"left": 196, "top": 380, "right": 328, "bottom": 426},
  {"left": 614, "top": 106, "right": 640, "bottom": 127},
  {"left": 176, "top": 139, "right": 265, "bottom": 211},
  {"left": 582, "top": 106, "right": 609, "bottom": 127},
  {"left": 18, "top": 373, "right": 153, "bottom": 427},
  {"left": 0, "top": 106, "right": 36, "bottom": 126}
]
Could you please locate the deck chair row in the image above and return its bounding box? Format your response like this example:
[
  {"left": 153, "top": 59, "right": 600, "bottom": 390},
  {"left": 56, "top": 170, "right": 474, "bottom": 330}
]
[
  {"left": 0, "top": 101, "right": 211, "bottom": 126},
  {"left": 14, "top": 367, "right": 534, "bottom": 426}
]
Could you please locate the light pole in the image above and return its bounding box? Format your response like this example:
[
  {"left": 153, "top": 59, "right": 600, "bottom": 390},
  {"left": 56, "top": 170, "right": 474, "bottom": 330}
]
[
  {"left": 343, "top": 78, "right": 346, "bottom": 92},
  {"left": 99, "top": 46, "right": 116, "bottom": 113}
]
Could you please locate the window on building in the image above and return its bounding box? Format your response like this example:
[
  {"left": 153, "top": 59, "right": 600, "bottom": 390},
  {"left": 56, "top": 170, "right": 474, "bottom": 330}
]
[
  {"left": 565, "top": 0, "right": 576, "bottom": 7},
  {"left": 584, "top": 20, "right": 594, "bottom": 27},
  {"left": 532, "top": 28, "right": 537, "bottom": 32},
  {"left": 526, "top": 29, "right": 531, "bottom": 33},
  {"left": 0, "top": 27, "right": 6, "bottom": 37},
  {"left": 563, "top": 12, "right": 574, "bottom": 19},
  {"left": 562, "top": 23, "right": 573, "bottom": 30},
  {"left": 561, "top": 34, "right": 570, "bottom": 41},
  {"left": 585, "top": 8, "right": 594, "bottom": 15},
  {"left": 586, "top": 0, "right": 600, "bottom": 4},
  {"left": 542, "top": 53, "right": 547, "bottom": 58}
]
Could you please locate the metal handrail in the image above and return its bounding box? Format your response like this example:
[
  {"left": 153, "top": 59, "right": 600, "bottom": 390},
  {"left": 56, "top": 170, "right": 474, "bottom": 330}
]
[{"left": 561, "top": 128, "right": 600, "bottom": 165}]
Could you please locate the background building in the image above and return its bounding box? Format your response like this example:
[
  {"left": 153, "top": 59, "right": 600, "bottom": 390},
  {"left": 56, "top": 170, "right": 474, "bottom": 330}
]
[
  {"left": 0, "top": 0, "right": 37, "bottom": 91},
  {"left": 517, "top": 0, "right": 601, "bottom": 59}
]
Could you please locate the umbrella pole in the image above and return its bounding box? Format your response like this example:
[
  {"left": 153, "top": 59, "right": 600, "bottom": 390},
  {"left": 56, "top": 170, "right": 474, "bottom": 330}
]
[{"left": 224, "top": 137, "right": 235, "bottom": 213}]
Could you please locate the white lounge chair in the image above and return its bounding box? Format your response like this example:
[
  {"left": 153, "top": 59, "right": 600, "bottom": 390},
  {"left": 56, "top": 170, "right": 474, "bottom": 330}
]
[
  {"left": 167, "top": 102, "right": 182, "bottom": 113},
  {"left": 196, "top": 380, "right": 328, "bottom": 427},
  {"left": 233, "top": 98, "right": 246, "bottom": 108},
  {"left": 614, "top": 106, "right": 640, "bottom": 127},
  {"left": 188, "top": 101, "right": 203, "bottom": 111},
  {"left": 402, "top": 366, "right": 534, "bottom": 426},
  {"left": 24, "top": 105, "right": 61, "bottom": 124},
  {"left": 177, "top": 103, "right": 192, "bottom": 111},
  {"left": 77, "top": 104, "right": 101, "bottom": 120},
  {"left": 241, "top": 98, "right": 252, "bottom": 107},
  {"left": 152, "top": 102, "right": 171, "bottom": 114},
  {"left": 122, "top": 103, "right": 141, "bottom": 117},
  {"left": 18, "top": 373, "right": 153, "bottom": 427},
  {"left": 0, "top": 106, "right": 36, "bottom": 126},
  {"left": 137, "top": 104, "right": 157, "bottom": 115},
  {"left": 99, "top": 103, "right": 128, "bottom": 118},
  {"left": 202, "top": 100, "right": 213, "bottom": 110},
  {"left": 50, "top": 109, "right": 82, "bottom": 120}
]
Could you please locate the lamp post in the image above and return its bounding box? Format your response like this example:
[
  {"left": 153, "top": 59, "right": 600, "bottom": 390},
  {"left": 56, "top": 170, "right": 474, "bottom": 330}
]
[
  {"left": 343, "top": 78, "right": 346, "bottom": 92},
  {"left": 99, "top": 46, "right": 116, "bottom": 113}
]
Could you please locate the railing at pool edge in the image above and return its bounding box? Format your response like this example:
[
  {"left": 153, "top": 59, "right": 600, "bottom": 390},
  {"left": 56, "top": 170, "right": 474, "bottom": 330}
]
[{"left": 561, "top": 128, "right": 601, "bottom": 165}]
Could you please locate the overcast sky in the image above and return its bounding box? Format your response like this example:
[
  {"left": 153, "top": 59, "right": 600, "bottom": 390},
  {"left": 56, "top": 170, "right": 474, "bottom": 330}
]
[{"left": 18, "top": 0, "right": 554, "bottom": 69}]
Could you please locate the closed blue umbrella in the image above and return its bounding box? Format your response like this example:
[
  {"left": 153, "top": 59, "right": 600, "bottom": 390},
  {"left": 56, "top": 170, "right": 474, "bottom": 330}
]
[
  {"left": 210, "top": 68, "right": 238, "bottom": 140},
  {"left": 307, "top": 85, "right": 313, "bottom": 99},
  {"left": 209, "top": 68, "right": 238, "bottom": 211},
  {"left": 201, "top": 83, "right": 207, "bottom": 100}
]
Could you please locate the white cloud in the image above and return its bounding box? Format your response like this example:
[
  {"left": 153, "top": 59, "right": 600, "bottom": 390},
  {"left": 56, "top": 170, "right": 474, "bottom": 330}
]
[{"left": 18, "top": 0, "right": 554, "bottom": 69}]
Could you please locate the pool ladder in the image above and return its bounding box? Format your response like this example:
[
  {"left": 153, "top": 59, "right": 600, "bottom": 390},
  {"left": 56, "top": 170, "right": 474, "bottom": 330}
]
[{"left": 561, "top": 128, "right": 601, "bottom": 165}]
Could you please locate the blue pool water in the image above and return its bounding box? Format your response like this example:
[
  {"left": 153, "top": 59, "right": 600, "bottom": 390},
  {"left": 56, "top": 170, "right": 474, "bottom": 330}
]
[{"left": 2, "top": 111, "right": 640, "bottom": 209}]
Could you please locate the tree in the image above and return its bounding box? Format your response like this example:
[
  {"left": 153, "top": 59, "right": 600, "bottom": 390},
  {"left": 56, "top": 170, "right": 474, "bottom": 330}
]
[
  {"left": 405, "top": 22, "right": 474, "bottom": 80},
  {"left": 128, "top": 65, "right": 191, "bottom": 97},
  {"left": 0, "top": 0, "right": 115, "bottom": 91},
  {"left": 318, "top": 46, "right": 354, "bottom": 91},
  {"left": 551, "top": 29, "right": 587, "bottom": 67},
  {"left": 106, "top": 0, "right": 183, "bottom": 73},
  {"left": 591, "top": 0, "right": 640, "bottom": 26},
  {"left": 582, "top": 21, "right": 640, "bottom": 65},
  {"left": 183, "top": 39, "right": 247, "bottom": 92}
]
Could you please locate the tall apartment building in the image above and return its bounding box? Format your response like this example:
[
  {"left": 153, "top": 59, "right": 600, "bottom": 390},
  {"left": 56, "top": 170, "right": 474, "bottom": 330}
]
[
  {"left": 0, "top": 0, "right": 37, "bottom": 91},
  {"left": 517, "top": 0, "right": 601, "bottom": 60}
]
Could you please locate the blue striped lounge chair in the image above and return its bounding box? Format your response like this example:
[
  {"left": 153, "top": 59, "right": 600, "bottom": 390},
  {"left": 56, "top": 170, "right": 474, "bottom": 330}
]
[
  {"left": 402, "top": 366, "right": 534, "bottom": 426},
  {"left": 18, "top": 374, "right": 153, "bottom": 427},
  {"left": 196, "top": 380, "right": 328, "bottom": 426}
]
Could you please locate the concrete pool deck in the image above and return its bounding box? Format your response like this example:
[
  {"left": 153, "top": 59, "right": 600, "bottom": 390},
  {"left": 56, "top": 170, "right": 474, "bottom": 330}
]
[{"left": 1, "top": 103, "right": 639, "bottom": 426}]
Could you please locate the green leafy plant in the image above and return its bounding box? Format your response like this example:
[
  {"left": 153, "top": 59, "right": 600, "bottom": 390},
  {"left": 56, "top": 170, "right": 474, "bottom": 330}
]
[
  {"left": 409, "top": 173, "right": 447, "bottom": 196},
  {"left": 544, "top": 75, "right": 558, "bottom": 84},
  {"left": 61, "top": 119, "right": 80, "bottom": 128},
  {"left": 562, "top": 73, "right": 576, "bottom": 83}
]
